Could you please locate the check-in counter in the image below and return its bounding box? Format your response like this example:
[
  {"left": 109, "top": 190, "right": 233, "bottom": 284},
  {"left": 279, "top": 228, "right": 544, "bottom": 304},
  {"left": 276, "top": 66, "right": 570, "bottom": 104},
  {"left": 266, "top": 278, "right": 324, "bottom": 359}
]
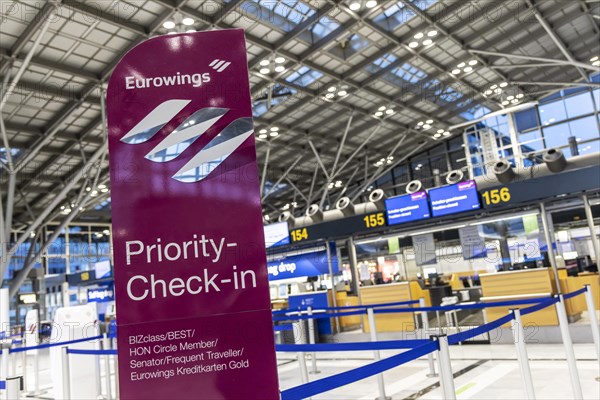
[
  {"left": 359, "top": 282, "right": 414, "bottom": 333},
  {"left": 335, "top": 291, "right": 361, "bottom": 329},
  {"left": 409, "top": 281, "right": 431, "bottom": 306},
  {"left": 559, "top": 272, "right": 600, "bottom": 317},
  {"left": 480, "top": 269, "right": 558, "bottom": 327}
]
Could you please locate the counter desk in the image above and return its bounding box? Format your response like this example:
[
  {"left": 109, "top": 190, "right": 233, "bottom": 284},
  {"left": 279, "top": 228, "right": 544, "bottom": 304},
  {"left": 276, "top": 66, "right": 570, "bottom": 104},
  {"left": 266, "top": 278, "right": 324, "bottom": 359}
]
[{"left": 359, "top": 282, "right": 415, "bottom": 333}]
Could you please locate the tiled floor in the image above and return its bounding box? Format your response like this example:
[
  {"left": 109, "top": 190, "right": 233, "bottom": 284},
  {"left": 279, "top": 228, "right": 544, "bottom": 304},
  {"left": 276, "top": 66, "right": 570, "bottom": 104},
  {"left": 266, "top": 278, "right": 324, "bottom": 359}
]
[{"left": 10, "top": 343, "right": 600, "bottom": 399}]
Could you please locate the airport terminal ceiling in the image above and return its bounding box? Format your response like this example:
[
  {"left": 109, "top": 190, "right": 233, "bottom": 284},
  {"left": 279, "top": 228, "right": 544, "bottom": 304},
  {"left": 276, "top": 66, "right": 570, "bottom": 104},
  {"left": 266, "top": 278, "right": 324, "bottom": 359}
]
[{"left": 0, "top": 0, "right": 599, "bottom": 230}]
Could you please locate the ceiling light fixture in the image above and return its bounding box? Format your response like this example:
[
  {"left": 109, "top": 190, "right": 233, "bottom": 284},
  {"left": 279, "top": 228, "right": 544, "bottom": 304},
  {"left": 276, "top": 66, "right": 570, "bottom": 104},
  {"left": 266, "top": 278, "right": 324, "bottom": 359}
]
[
  {"left": 409, "top": 30, "right": 438, "bottom": 48},
  {"left": 365, "top": 0, "right": 378, "bottom": 8},
  {"left": 182, "top": 17, "right": 194, "bottom": 26},
  {"left": 163, "top": 21, "right": 175, "bottom": 29},
  {"left": 349, "top": 0, "right": 361, "bottom": 11},
  {"left": 372, "top": 105, "right": 395, "bottom": 119},
  {"left": 590, "top": 56, "right": 599, "bottom": 67},
  {"left": 451, "top": 60, "right": 478, "bottom": 75},
  {"left": 323, "top": 84, "right": 350, "bottom": 101}
]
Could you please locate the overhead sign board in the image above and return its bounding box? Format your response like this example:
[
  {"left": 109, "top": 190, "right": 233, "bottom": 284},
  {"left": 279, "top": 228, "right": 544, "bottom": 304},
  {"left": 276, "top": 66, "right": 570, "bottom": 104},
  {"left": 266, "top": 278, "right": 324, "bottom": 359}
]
[
  {"left": 429, "top": 180, "right": 481, "bottom": 217},
  {"left": 385, "top": 191, "right": 430, "bottom": 225},
  {"left": 267, "top": 248, "right": 338, "bottom": 281},
  {"left": 289, "top": 211, "right": 386, "bottom": 244},
  {"left": 264, "top": 222, "right": 290, "bottom": 248},
  {"left": 107, "top": 29, "right": 279, "bottom": 399}
]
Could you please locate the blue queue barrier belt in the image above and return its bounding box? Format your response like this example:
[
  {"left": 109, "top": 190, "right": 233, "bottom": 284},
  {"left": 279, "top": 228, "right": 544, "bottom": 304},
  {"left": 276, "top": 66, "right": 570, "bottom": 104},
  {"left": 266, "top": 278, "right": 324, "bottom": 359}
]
[
  {"left": 562, "top": 287, "right": 587, "bottom": 300},
  {"left": 272, "top": 299, "right": 419, "bottom": 314},
  {"left": 520, "top": 297, "right": 560, "bottom": 316},
  {"left": 276, "top": 339, "right": 429, "bottom": 353},
  {"left": 273, "top": 295, "right": 556, "bottom": 321},
  {"left": 280, "top": 341, "right": 438, "bottom": 400},
  {"left": 67, "top": 349, "right": 118, "bottom": 356},
  {"left": 274, "top": 324, "right": 294, "bottom": 332},
  {"left": 0, "top": 381, "right": 5, "bottom": 390},
  {"left": 9, "top": 335, "right": 103, "bottom": 354}
]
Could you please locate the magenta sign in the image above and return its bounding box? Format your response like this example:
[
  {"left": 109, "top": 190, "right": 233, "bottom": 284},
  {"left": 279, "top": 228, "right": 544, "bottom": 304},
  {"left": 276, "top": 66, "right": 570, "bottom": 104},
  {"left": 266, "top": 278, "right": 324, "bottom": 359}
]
[{"left": 106, "top": 30, "right": 279, "bottom": 399}]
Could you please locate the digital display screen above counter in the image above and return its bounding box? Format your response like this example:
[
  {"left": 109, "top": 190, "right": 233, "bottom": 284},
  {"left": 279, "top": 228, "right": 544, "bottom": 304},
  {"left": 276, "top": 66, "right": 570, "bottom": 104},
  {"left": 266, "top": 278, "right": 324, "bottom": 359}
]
[
  {"left": 264, "top": 221, "right": 290, "bottom": 248},
  {"left": 385, "top": 191, "right": 431, "bottom": 225},
  {"left": 429, "top": 180, "right": 481, "bottom": 217}
]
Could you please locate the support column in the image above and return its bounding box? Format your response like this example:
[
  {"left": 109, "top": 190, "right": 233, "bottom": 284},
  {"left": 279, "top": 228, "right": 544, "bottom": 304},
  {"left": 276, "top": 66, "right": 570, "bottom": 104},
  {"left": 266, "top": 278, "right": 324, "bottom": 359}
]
[
  {"left": 581, "top": 194, "right": 599, "bottom": 263},
  {"left": 540, "top": 202, "right": 561, "bottom": 294},
  {"left": 346, "top": 237, "right": 359, "bottom": 296}
]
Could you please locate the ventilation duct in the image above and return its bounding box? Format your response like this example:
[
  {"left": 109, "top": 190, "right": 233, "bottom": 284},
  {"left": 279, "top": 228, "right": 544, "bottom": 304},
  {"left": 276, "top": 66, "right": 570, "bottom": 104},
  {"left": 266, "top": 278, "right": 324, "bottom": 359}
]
[
  {"left": 492, "top": 160, "right": 515, "bottom": 184},
  {"left": 335, "top": 197, "right": 355, "bottom": 216},
  {"left": 306, "top": 204, "right": 324, "bottom": 222},
  {"left": 278, "top": 211, "right": 295, "bottom": 227},
  {"left": 446, "top": 170, "right": 464, "bottom": 185},
  {"left": 406, "top": 180, "right": 422, "bottom": 194},
  {"left": 543, "top": 148, "right": 567, "bottom": 173},
  {"left": 368, "top": 189, "right": 386, "bottom": 208}
]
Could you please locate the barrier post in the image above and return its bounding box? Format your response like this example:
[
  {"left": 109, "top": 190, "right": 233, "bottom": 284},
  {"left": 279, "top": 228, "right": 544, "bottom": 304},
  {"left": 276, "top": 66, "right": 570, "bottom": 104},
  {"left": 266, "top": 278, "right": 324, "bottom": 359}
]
[
  {"left": 19, "top": 351, "right": 26, "bottom": 393},
  {"left": 6, "top": 376, "right": 21, "bottom": 400},
  {"left": 103, "top": 334, "right": 113, "bottom": 400},
  {"left": 583, "top": 285, "right": 599, "bottom": 360},
  {"left": 61, "top": 346, "right": 71, "bottom": 400},
  {"left": 307, "top": 307, "right": 319, "bottom": 374},
  {"left": 511, "top": 309, "right": 536, "bottom": 399},
  {"left": 1, "top": 348, "right": 8, "bottom": 382},
  {"left": 434, "top": 335, "right": 456, "bottom": 400},
  {"left": 555, "top": 295, "right": 583, "bottom": 400},
  {"left": 32, "top": 352, "right": 39, "bottom": 395},
  {"left": 367, "top": 307, "right": 388, "bottom": 400},
  {"left": 419, "top": 298, "right": 437, "bottom": 377},
  {"left": 114, "top": 356, "right": 119, "bottom": 399}
]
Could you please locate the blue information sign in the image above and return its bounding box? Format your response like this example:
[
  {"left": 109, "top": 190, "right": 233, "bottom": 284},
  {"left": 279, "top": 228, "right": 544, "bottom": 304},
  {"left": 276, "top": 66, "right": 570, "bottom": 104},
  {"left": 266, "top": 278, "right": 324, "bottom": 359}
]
[
  {"left": 429, "top": 180, "right": 481, "bottom": 217},
  {"left": 385, "top": 191, "right": 430, "bottom": 225},
  {"left": 267, "top": 249, "right": 338, "bottom": 281}
]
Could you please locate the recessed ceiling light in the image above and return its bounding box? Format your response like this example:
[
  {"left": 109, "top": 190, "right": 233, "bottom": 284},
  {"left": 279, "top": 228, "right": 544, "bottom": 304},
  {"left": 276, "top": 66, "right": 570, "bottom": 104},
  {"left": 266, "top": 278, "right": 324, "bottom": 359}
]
[
  {"left": 593, "top": 60, "right": 600, "bottom": 67},
  {"left": 259, "top": 68, "right": 270, "bottom": 74},
  {"left": 434, "top": 133, "right": 442, "bottom": 138},
  {"left": 463, "top": 66, "right": 473, "bottom": 73},
  {"left": 507, "top": 95, "right": 514, "bottom": 100},
  {"left": 98, "top": 184, "right": 106, "bottom": 189},
  {"left": 163, "top": 21, "right": 175, "bottom": 29},
  {"left": 409, "top": 41, "right": 419, "bottom": 48},
  {"left": 457, "top": 62, "right": 466, "bottom": 68},
  {"left": 414, "top": 32, "right": 424, "bottom": 39},
  {"left": 516, "top": 93, "right": 524, "bottom": 99},
  {"left": 502, "top": 100, "right": 509, "bottom": 106},
  {"left": 325, "top": 93, "right": 335, "bottom": 99},
  {"left": 443, "top": 131, "right": 451, "bottom": 136},
  {"left": 451, "top": 69, "right": 461, "bottom": 75},
  {"left": 484, "top": 90, "right": 493, "bottom": 96},
  {"left": 269, "top": 131, "right": 279, "bottom": 137},
  {"left": 490, "top": 84, "right": 498, "bottom": 89},
  {"left": 468, "top": 60, "right": 478, "bottom": 66},
  {"left": 426, "top": 119, "right": 433, "bottom": 124},
  {"left": 337, "top": 90, "right": 348, "bottom": 96},
  {"left": 385, "top": 109, "right": 394, "bottom": 115},
  {"left": 186, "top": 29, "right": 196, "bottom": 33},
  {"left": 101, "top": 188, "right": 109, "bottom": 193},
  {"left": 259, "top": 129, "right": 267, "bottom": 134},
  {"left": 500, "top": 82, "right": 508, "bottom": 88},
  {"left": 590, "top": 56, "right": 598, "bottom": 62},
  {"left": 378, "top": 106, "right": 386, "bottom": 111},
  {"left": 366, "top": 0, "right": 377, "bottom": 8},
  {"left": 437, "top": 129, "right": 444, "bottom": 134},
  {"left": 511, "top": 99, "right": 519, "bottom": 104},
  {"left": 274, "top": 65, "right": 285, "bottom": 72},
  {"left": 328, "top": 86, "right": 337, "bottom": 92},
  {"left": 260, "top": 59, "right": 270, "bottom": 66},
  {"left": 417, "top": 121, "right": 424, "bottom": 126},
  {"left": 274, "top": 56, "right": 285, "bottom": 63},
  {"left": 428, "top": 30, "right": 438, "bottom": 37},
  {"left": 494, "top": 88, "right": 502, "bottom": 95},
  {"left": 259, "top": 134, "right": 267, "bottom": 139},
  {"left": 167, "top": 31, "right": 177, "bottom": 35},
  {"left": 182, "top": 17, "right": 194, "bottom": 26},
  {"left": 422, "top": 39, "right": 433, "bottom": 46},
  {"left": 349, "top": 0, "right": 361, "bottom": 11},
  {"left": 423, "top": 124, "right": 431, "bottom": 129},
  {"left": 270, "top": 127, "right": 279, "bottom": 131},
  {"left": 374, "top": 111, "right": 383, "bottom": 117}
]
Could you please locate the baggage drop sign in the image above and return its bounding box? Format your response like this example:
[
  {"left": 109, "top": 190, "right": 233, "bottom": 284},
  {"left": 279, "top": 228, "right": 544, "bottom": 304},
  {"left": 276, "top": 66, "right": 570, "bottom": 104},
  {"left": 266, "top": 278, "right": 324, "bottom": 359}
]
[{"left": 106, "top": 29, "right": 279, "bottom": 399}]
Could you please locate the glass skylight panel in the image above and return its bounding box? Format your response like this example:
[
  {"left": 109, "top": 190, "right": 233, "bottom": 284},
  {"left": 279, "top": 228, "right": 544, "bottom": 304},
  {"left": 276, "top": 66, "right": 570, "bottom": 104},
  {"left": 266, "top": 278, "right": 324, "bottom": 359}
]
[
  {"left": 246, "top": 0, "right": 316, "bottom": 32},
  {"left": 394, "top": 63, "right": 427, "bottom": 84},
  {"left": 366, "top": 56, "right": 428, "bottom": 86},
  {"left": 373, "top": 0, "right": 438, "bottom": 31},
  {"left": 285, "top": 66, "right": 323, "bottom": 87},
  {"left": 0, "top": 148, "right": 20, "bottom": 164},
  {"left": 309, "top": 16, "right": 340, "bottom": 39},
  {"left": 328, "top": 34, "right": 371, "bottom": 59}
]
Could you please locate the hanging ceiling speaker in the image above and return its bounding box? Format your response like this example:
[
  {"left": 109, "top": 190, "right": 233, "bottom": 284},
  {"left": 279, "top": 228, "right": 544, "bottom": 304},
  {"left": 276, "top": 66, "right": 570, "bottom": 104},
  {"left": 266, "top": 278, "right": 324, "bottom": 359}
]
[
  {"left": 543, "top": 148, "right": 567, "bottom": 173},
  {"left": 446, "top": 170, "right": 464, "bottom": 185},
  {"left": 492, "top": 160, "right": 515, "bottom": 184},
  {"left": 278, "top": 211, "right": 295, "bottom": 227},
  {"left": 306, "top": 204, "right": 324, "bottom": 222},
  {"left": 406, "top": 180, "right": 422, "bottom": 194},
  {"left": 335, "top": 197, "right": 355, "bottom": 216}
]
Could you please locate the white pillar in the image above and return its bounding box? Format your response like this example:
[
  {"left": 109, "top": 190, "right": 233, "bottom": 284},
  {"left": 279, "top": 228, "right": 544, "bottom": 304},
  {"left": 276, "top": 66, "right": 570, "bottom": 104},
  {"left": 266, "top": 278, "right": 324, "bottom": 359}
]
[
  {"left": 511, "top": 309, "right": 536, "bottom": 399},
  {"left": 61, "top": 346, "right": 71, "bottom": 400},
  {"left": 419, "top": 298, "right": 437, "bottom": 377},
  {"left": 307, "top": 307, "right": 319, "bottom": 374},
  {"left": 0, "top": 289, "right": 9, "bottom": 336},
  {"left": 555, "top": 295, "right": 583, "bottom": 399},
  {"left": 367, "top": 307, "right": 387, "bottom": 400},
  {"left": 583, "top": 285, "right": 599, "bottom": 360},
  {"left": 436, "top": 335, "right": 456, "bottom": 400}
]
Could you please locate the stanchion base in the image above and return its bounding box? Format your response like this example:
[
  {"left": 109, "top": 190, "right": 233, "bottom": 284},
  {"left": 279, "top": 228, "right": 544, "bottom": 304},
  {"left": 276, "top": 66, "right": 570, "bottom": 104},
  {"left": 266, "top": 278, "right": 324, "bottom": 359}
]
[
  {"left": 426, "top": 373, "right": 438, "bottom": 378},
  {"left": 373, "top": 396, "right": 391, "bottom": 400},
  {"left": 309, "top": 370, "right": 321, "bottom": 374}
]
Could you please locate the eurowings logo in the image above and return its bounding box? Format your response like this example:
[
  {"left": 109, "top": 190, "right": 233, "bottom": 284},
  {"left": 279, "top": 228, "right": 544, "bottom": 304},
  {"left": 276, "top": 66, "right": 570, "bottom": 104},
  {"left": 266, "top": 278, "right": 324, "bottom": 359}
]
[{"left": 120, "top": 99, "right": 253, "bottom": 183}]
